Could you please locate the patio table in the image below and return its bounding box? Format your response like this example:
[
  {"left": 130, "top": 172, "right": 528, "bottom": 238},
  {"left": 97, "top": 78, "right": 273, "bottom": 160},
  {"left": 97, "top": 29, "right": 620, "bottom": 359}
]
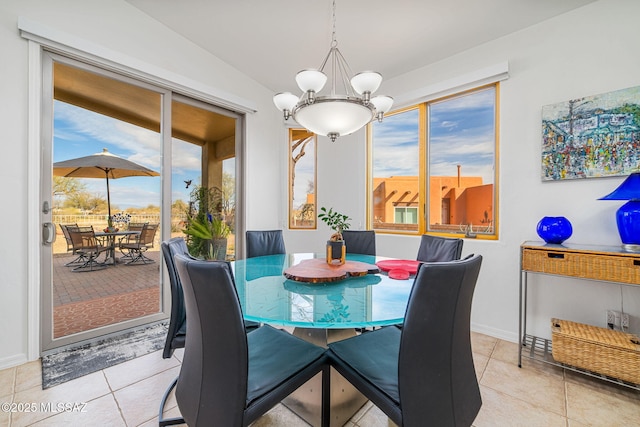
[{"left": 94, "top": 230, "right": 140, "bottom": 266}]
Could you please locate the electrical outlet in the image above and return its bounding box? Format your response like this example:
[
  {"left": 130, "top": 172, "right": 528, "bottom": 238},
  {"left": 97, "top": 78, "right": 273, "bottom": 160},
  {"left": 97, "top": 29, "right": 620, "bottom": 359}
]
[
  {"left": 621, "top": 313, "right": 630, "bottom": 330},
  {"left": 607, "top": 310, "right": 617, "bottom": 329}
]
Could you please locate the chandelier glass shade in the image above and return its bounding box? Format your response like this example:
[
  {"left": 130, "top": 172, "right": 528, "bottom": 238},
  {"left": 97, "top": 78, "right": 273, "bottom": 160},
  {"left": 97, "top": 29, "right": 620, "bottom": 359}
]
[{"left": 273, "top": 1, "right": 392, "bottom": 142}]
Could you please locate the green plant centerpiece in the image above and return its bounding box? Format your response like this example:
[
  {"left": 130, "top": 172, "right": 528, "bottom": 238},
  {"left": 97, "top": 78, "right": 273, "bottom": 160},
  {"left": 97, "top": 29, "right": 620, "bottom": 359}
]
[
  {"left": 183, "top": 186, "right": 231, "bottom": 260},
  {"left": 318, "top": 206, "right": 351, "bottom": 265}
]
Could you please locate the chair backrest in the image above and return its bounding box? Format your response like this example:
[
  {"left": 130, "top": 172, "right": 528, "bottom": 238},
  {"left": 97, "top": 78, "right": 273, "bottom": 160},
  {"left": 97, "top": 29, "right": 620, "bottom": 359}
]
[
  {"left": 174, "top": 254, "right": 249, "bottom": 426},
  {"left": 59, "top": 223, "right": 77, "bottom": 252},
  {"left": 246, "top": 230, "right": 286, "bottom": 258},
  {"left": 398, "top": 254, "right": 483, "bottom": 427},
  {"left": 160, "top": 237, "right": 190, "bottom": 358},
  {"left": 342, "top": 230, "right": 376, "bottom": 256},
  {"left": 140, "top": 223, "right": 159, "bottom": 246},
  {"left": 127, "top": 222, "right": 147, "bottom": 232},
  {"left": 67, "top": 225, "right": 99, "bottom": 250},
  {"left": 416, "top": 234, "right": 463, "bottom": 262}
]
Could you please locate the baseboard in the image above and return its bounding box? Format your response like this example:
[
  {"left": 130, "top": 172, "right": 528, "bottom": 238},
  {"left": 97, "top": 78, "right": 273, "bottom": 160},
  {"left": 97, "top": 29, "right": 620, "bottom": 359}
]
[
  {"left": 471, "top": 322, "right": 518, "bottom": 344},
  {"left": 0, "top": 353, "right": 29, "bottom": 371}
]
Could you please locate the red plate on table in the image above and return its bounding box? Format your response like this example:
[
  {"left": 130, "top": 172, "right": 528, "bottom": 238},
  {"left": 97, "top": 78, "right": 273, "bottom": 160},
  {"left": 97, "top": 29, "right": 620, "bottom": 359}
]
[
  {"left": 376, "top": 259, "right": 421, "bottom": 275},
  {"left": 388, "top": 268, "right": 411, "bottom": 280}
]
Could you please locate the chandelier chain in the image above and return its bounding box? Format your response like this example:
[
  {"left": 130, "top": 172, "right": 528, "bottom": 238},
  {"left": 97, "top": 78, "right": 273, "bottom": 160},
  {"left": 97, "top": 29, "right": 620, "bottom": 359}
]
[{"left": 331, "top": 0, "right": 337, "bottom": 48}]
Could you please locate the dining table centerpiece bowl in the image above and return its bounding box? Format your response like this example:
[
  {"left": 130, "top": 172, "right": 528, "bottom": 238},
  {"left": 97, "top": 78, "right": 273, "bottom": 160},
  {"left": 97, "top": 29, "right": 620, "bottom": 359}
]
[
  {"left": 105, "top": 211, "right": 130, "bottom": 232},
  {"left": 318, "top": 206, "right": 351, "bottom": 266}
]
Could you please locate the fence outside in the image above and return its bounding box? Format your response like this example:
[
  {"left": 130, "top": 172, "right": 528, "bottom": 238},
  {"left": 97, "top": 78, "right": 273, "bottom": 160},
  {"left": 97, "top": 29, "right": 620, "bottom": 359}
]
[{"left": 53, "top": 214, "right": 187, "bottom": 231}]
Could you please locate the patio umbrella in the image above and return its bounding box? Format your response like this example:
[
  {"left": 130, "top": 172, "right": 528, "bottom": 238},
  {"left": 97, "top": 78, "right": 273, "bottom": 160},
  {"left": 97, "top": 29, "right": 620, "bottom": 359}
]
[{"left": 53, "top": 148, "right": 160, "bottom": 218}]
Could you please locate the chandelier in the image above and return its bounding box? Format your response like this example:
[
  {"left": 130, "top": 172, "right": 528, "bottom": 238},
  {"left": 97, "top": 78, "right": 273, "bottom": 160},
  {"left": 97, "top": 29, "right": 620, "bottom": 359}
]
[{"left": 273, "top": 0, "right": 393, "bottom": 142}]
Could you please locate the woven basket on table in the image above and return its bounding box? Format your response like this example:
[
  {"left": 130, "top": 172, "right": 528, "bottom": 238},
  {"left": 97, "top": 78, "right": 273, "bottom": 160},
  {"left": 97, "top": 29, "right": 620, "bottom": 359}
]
[{"left": 551, "top": 318, "right": 640, "bottom": 385}]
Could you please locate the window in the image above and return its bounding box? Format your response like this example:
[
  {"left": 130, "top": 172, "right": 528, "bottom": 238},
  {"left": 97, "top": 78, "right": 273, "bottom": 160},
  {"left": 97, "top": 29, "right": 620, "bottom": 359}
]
[
  {"left": 289, "top": 129, "right": 317, "bottom": 229},
  {"left": 394, "top": 207, "right": 418, "bottom": 224},
  {"left": 369, "top": 84, "right": 498, "bottom": 238}
]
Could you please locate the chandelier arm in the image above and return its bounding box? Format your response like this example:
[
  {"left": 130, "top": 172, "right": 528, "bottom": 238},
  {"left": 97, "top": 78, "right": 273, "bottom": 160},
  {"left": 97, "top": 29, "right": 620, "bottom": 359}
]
[
  {"left": 318, "top": 47, "right": 333, "bottom": 73},
  {"left": 334, "top": 48, "right": 356, "bottom": 98},
  {"left": 334, "top": 47, "right": 354, "bottom": 80}
]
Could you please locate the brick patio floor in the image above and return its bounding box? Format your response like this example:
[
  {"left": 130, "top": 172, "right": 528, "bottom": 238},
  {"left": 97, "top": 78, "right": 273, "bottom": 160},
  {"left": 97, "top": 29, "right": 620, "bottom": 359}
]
[{"left": 52, "top": 249, "right": 162, "bottom": 338}]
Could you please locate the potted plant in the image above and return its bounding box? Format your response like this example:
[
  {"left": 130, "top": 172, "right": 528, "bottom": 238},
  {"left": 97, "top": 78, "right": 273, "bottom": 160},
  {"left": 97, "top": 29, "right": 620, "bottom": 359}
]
[
  {"left": 183, "top": 213, "right": 230, "bottom": 260},
  {"left": 183, "top": 186, "right": 231, "bottom": 260},
  {"left": 318, "top": 206, "right": 351, "bottom": 265}
]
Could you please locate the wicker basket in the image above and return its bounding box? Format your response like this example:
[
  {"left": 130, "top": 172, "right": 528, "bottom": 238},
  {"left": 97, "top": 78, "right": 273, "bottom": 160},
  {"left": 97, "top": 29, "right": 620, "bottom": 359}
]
[
  {"left": 551, "top": 318, "right": 640, "bottom": 385},
  {"left": 522, "top": 248, "right": 640, "bottom": 285}
]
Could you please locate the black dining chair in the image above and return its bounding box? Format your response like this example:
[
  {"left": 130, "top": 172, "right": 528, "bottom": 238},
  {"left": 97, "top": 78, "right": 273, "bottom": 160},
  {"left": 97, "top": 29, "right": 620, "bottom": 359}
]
[
  {"left": 245, "top": 230, "right": 286, "bottom": 258},
  {"left": 158, "top": 238, "right": 190, "bottom": 427},
  {"left": 328, "top": 254, "right": 483, "bottom": 427},
  {"left": 160, "top": 237, "right": 190, "bottom": 360},
  {"left": 342, "top": 230, "right": 376, "bottom": 256},
  {"left": 158, "top": 237, "right": 261, "bottom": 426},
  {"left": 416, "top": 234, "right": 464, "bottom": 262},
  {"left": 171, "top": 254, "right": 330, "bottom": 427}
]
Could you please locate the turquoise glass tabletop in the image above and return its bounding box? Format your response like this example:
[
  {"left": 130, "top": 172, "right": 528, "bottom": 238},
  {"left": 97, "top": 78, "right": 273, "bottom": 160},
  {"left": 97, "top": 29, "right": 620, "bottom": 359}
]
[{"left": 231, "top": 253, "right": 415, "bottom": 329}]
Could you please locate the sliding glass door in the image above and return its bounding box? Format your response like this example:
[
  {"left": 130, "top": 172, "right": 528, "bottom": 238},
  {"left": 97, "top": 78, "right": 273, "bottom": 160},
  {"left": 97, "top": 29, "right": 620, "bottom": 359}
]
[{"left": 41, "top": 53, "right": 244, "bottom": 351}]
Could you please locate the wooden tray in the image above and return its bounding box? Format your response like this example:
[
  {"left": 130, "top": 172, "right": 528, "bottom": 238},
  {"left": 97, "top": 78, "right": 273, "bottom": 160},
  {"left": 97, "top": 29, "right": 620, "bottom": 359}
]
[{"left": 283, "top": 258, "right": 379, "bottom": 283}]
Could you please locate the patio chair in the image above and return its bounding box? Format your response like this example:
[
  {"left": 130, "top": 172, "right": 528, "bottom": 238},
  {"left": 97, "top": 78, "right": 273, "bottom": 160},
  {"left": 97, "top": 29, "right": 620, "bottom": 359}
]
[
  {"left": 59, "top": 223, "right": 88, "bottom": 266},
  {"left": 117, "top": 222, "right": 147, "bottom": 262},
  {"left": 66, "top": 225, "right": 109, "bottom": 272},
  {"left": 328, "top": 255, "right": 483, "bottom": 427},
  {"left": 119, "top": 223, "right": 158, "bottom": 264},
  {"left": 165, "top": 254, "right": 329, "bottom": 427}
]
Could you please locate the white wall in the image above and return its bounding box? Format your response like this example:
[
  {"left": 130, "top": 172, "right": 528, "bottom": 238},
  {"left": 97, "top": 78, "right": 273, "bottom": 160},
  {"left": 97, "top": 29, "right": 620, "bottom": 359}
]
[
  {"left": 1, "top": 0, "right": 639, "bottom": 369},
  {"left": 0, "top": 0, "right": 282, "bottom": 368},
  {"left": 286, "top": 0, "right": 640, "bottom": 342}
]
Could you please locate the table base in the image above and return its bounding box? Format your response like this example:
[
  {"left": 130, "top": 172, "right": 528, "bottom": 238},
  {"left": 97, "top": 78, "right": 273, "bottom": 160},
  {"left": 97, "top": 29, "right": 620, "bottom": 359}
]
[{"left": 284, "top": 328, "right": 368, "bottom": 427}]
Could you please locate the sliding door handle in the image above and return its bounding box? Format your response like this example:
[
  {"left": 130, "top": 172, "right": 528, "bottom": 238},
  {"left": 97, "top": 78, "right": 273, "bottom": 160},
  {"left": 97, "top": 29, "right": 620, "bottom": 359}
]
[{"left": 43, "top": 222, "right": 56, "bottom": 245}]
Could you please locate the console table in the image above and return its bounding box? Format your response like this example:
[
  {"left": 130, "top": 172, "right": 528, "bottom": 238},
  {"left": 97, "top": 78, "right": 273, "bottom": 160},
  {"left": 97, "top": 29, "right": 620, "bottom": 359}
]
[{"left": 519, "top": 240, "right": 640, "bottom": 390}]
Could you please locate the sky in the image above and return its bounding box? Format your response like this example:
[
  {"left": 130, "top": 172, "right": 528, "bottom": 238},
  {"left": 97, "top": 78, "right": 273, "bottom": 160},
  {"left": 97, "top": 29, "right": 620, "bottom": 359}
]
[
  {"left": 372, "top": 86, "right": 496, "bottom": 184},
  {"left": 54, "top": 100, "right": 202, "bottom": 210}
]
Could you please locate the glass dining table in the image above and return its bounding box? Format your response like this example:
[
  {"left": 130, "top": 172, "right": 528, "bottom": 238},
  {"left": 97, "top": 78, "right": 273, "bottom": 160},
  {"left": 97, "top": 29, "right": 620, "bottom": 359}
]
[{"left": 231, "top": 252, "right": 415, "bottom": 427}]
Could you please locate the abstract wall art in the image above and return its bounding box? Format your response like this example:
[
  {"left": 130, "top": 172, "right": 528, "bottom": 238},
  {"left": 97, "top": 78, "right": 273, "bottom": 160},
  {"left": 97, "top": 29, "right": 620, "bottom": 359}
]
[{"left": 541, "top": 86, "right": 640, "bottom": 181}]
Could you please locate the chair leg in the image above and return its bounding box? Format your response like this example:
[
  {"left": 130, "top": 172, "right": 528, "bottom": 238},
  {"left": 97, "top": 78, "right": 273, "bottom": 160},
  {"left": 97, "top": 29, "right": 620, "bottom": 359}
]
[
  {"left": 119, "top": 247, "right": 134, "bottom": 262},
  {"left": 64, "top": 252, "right": 88, "bottom": 266},
  {"left": 158, "top": 375, "right": 184, "bottom": 427},
  {"left": 125, "top": 248, "right": 155, "bottom": 265},
  {"left": 321, "top": 364, "right": 331, "bottom": 427},
  {"left": 71, "top": 252, "right": 106, "bottom": 272}
]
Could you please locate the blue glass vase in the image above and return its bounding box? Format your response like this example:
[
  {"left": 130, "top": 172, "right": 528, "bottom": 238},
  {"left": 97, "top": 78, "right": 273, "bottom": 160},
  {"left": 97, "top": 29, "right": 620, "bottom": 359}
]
[
  {"left": 616, "top": 200, "right": 640, "bottom": 250},
  {"left": 536, "top": 216, "right": 572, "bottom": 244}
]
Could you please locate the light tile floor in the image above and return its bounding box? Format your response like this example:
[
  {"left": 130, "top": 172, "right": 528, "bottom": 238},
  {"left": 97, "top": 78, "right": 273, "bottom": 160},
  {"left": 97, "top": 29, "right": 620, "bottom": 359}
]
[{"left": 1, "top": 331, "right": 639, "bottom": 426}]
